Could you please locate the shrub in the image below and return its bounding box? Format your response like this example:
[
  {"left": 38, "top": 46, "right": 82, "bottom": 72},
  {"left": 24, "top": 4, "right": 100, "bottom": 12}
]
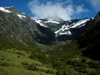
[
  {"left": 89, "top": 71, "right": 98, "bottom": 75},
  {"left": 0, "top": 62, "right": 9, "bottom": 67},
  {"left": 87, "top": 61, "right": 100, "bottom": 68},
  {"left": 28, "top": 63, "right": 38, "bottom": 71},
  {"left": 7, "top": 59, "right": 10, "bottom": 61},
  {"left": 56, "top": 68, "right": 84, "bottom": 75},
  {"left": 16, "top": 52, "right": 24, "bottom": 55},
  {"left": 1, "top": 58, "right": 5, "bottom": 60},
  {"left": 46, "top": 70, "right": 55, "bottom": 74},
  {"left": 21, "top": 62, "right": 30, "bottom": 65}
]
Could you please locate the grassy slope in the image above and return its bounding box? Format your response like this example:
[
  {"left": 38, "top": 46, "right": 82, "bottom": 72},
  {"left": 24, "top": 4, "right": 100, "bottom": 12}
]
[
  {"left": 48, "top": 41, "right": 100, "bottom": 75},
  {"left": 0, "top": 49, "right": 55, "bottom": 75},
  {"left": 0, "top": 29, "right": 100, "bottom": 75}
]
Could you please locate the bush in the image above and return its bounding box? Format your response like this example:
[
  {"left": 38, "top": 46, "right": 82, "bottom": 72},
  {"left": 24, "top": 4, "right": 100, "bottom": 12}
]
[
  {"left": 0, "top": 62, "right": 10, "bottom": 67},
  {"left": 29, "top": 52, "right": 37, "bottom": 59},
  {"left": 89, "top": 71, "right": 98, "bottom": 75},
  {"left": 21, "top": 62, "right": 30, "bottom": 65},
  {"left": 46, "top": 70, "right": 55, "bottom": 74},
  {"left": 28, "top": 63, "right": 38, "bottom": 71},
  {"left": 1, "top": 58, "right": 5, "bottom": 60},
  {"left": 16, "top": 52, "right": 24, "bottom": 55},
  {"left": 56, "top": 68, "right": 84, "bottom": 75},
  {"left": 87, "top": 61, "right": 100, "bottom": 68},
  {"left": 7, "top": 59, "right": 10, "bottom": 61}
]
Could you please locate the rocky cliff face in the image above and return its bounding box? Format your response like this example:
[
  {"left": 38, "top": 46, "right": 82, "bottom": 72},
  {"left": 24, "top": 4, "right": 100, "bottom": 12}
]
[{"left": 0, "top": 6, "right": 55, "bottom": 45}]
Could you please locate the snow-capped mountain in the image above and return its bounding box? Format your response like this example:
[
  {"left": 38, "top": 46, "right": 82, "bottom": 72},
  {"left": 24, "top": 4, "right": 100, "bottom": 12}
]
[
  {"left": 35, "top": 17, "right": 93, "bottom": 41},
  {"left": 0, "top": 6, "right": 94, "bottom": 44}
]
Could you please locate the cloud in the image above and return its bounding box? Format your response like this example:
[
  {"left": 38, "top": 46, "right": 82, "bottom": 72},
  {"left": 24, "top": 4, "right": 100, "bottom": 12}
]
[
  {"left": 76, "top": 4, "right": 89, "bottom": 14},
  {"left": 86, "top": 0, "right": 100, "bottom": 11},
  {"left": 28, "top": 0, "right": 89, "bottom": 20}
]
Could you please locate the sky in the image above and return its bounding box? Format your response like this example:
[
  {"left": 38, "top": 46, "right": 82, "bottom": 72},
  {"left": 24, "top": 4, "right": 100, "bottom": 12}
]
[{"left": 0, "top": 0, "right": 100, "bottom": 20}]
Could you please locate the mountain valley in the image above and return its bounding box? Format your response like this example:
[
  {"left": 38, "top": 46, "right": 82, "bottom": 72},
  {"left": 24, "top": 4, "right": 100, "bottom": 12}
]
[{"left": 0, "top": 6, "right": 100, "bottom": 75}]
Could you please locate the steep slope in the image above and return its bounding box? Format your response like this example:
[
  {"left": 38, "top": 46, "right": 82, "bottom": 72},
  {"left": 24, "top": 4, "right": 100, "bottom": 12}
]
[
  {"left": 0, "top": 6, "right": 56, "bottom": 46},
  {"left": 78, "top": 12, "right": 100, "bottom": 60}
]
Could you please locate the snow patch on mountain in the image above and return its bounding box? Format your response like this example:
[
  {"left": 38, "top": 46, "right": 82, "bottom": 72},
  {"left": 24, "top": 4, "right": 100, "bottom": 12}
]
[
  {"left": 55, "top": 24, "right": 69, "bottom": 34},
  {"left": 91, "top": 17, "right": 94, "bottom": 20},
  {"left": 60, "top": 31, "right": 72, "bottom": 35},
  {"left": 45, "top": 21, "right": 60, "bottom": 24},
  {"left": 70, "top": 19, "right": 89, "bottom": 28},
  {"left": 0, "top": 7, "right": 11, "bottom": 13},
  {"left": 5, "top": 6, "right": 13, "bottom": 8},
  {"left": 36, "top": 20, "right": 47, "bottom": 27},
  {"left": 17, "top": 14, "right": 26, "bottom": 19},
  {"left": 55, "top": 24, "right": 71, "bottom": 35},
  {"left": 54, "top": 18, "right": 90, "bottom": 36}
]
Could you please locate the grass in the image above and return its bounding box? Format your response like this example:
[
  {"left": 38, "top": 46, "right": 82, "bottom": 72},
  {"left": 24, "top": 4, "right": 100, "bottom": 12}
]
[
  {"left": 0, "top": 66, "right": 53, "bottom": 75},
  {"left": 0, "top": 49, "right": 55, "bottom": 75},
  {"left": 0, "top": 41, "right": 100, "bottom": 75}
]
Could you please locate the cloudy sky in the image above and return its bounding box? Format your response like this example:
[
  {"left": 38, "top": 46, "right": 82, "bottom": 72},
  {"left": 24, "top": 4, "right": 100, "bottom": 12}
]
[{"left": 0, "top": 0, "right": 100, "bottom": 20}]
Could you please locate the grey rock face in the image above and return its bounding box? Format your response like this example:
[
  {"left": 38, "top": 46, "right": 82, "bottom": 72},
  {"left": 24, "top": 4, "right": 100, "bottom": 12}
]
[{"left": 0, "top": 6, "right": 55, "bottom": 45}]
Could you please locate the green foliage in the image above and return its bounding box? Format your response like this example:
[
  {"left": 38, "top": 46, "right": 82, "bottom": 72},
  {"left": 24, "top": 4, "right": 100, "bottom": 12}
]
[
  {"left": 46, "top": 70, "right": 55, "bottom": 74},
  {"left": 87, "top": 61, "right": 100, "bottom": 68},
  {"left": 57, "top": 68, "right": 84, "bottom": 75},
  {"left": 28, "top": 63, "right": 37, "bottom": 71},
  {"left": 21, "top": 62, "right": 30, "bottom": 65},
  {"left": 29, "top": 52, "right": 49, "bottom": 64},
  {"left": 49, "top": 41, "right": 81, "bottom": 58},
  {"left": 0, "top": 62, "right": 10, "bottom": 67}
]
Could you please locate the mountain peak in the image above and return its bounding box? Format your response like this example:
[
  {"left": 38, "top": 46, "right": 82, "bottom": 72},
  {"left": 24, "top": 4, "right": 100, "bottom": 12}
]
[
  {"left": 5, "top": 6, "right": 22, "bottom": 14},
  {"left": 0, "top": 7, "right": 12, "bottom": 13}
]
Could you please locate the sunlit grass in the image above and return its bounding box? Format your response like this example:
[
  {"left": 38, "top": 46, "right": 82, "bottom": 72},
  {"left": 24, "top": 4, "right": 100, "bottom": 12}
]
[{"left": 0, "top": 49, "right": 55, "bottom": 75}]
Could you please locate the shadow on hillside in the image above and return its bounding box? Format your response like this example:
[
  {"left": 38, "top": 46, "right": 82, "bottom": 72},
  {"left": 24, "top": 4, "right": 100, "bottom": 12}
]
[
  {"left": 77, "top": 13, "right": 100, "bottom": 61},
  {"left": 81, "top": 41, "right": 100, "bottom": 61}
]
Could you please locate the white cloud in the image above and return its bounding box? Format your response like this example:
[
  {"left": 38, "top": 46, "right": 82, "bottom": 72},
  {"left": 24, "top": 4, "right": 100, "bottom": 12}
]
[
  {"left": 75, "top": 4, "right": 89, "bottom": 14},
  {"left": 28, "top": 0, "right": 89, "bottom": 20},
  {"left": 86, "top": 0, "right": 100, "bottom": 11}
]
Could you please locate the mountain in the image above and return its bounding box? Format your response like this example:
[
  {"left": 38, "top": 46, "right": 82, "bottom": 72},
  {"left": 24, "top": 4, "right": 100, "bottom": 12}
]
[
  {"left": 0, "top": 6, "right": 55, "bottom": 46},
  {"left": 36, "top": 17, "right": 93, "bottom": 41},
  {"left": 1, "top": 6, "right": 100, "bottom": 75},
  {"left": 0, "top": 6, "right": 94, "bottom": 45}
]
